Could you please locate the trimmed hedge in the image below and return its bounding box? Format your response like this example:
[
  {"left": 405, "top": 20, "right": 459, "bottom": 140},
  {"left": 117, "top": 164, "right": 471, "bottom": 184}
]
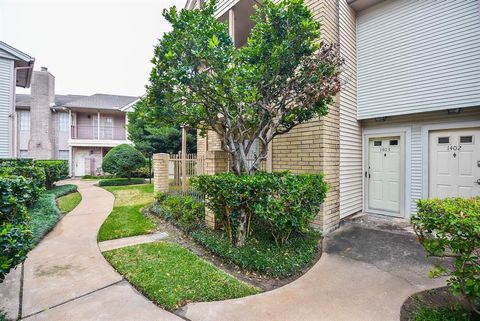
[
  {"left": 34, "top": 160, "right": 69, "bottom": 189},
  {"left": 102, "top": 144, "right": 145, "bottom": 179},
  {"left": 191, "top": 171, "right": 328, "bottom": 245},
  {"left": 1, "top": 166, "right": 46, "bottom": 204},
  {"left": 412, "top": 196, "right": 480, "bottom": 314},
  {"left": 0, "top": 222, "right": 31, "bottom": 282},
  {"left": 98, "top": 178, "right": 145, "bottom": 187},
  {"left": 0, "top": 158, "right": 33, "bottom": 167},
  {"left": 0, "top": 175, "right": 33, "bottom": 223}
]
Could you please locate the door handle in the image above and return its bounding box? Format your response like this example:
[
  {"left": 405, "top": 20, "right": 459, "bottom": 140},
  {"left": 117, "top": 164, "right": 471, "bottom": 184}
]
[{"left": 475, "top": 179, "right": 480, "bottom": 185}]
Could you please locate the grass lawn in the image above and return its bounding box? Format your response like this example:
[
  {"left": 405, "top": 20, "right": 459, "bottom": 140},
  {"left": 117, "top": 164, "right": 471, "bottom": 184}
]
[
  {"left": 98, "top": 184, "right": 155, "bottom": 241},
  {"left": 104, "top": 242, "right": 259, "bottom": 311},
  {"left": 413, "top": 305, "right": 478, "bottom": 321},
  {"left": 56, "top": 192, "right": 81, "bottom": 213}
]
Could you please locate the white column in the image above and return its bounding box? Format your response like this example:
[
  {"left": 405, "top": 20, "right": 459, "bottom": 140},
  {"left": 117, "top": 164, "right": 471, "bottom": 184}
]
[
  {"left": 69, "top": 146, "right": 73, "bottom": 177},
  {"left": 125, "top": 112, "right": 129, "bottom": 141},
  {"left": 97, "top": 111, "right": 101, "bottom": 140},
  {"left": 229, "top": 7, "right": 235, "bottom": 46}
]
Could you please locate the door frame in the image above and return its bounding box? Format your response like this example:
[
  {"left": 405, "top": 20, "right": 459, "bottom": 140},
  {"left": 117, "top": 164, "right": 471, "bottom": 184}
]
[
  {"left": 421, "top": 120, "right": 480, "bottom": 199},
  {"left": 363, "top": 128, "right": 410, "bottom": 218}
]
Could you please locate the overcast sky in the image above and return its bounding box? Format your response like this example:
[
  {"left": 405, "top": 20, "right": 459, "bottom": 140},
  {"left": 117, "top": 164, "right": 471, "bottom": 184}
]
[{"left": 0, "top": 0, "right": 185, "bottom": 97}]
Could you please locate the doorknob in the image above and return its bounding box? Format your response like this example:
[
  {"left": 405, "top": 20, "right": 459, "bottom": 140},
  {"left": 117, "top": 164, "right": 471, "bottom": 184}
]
[{"left": 475, "top": 179, "right": 480, "bottom": 185}]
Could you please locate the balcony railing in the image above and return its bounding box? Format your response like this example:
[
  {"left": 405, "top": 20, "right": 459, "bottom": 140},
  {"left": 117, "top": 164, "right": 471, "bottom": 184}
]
[{"left": 71, "top": 125, "right": 126, "bottom": 140}]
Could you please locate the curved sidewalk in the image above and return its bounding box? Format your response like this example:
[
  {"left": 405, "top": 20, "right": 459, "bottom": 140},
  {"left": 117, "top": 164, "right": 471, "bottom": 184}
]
[{"left": 19, "top": 180, "right": 181, "bottom": 320}]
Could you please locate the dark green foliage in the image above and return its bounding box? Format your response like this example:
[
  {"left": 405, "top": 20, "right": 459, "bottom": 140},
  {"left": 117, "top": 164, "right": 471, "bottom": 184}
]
[
  {"left": 413, "top": 305, "right": 478, "bottom": 321},
  {"left": 0, "top": 222, "right": 31, "bottom": 282},
  {"left": 0, "top": 175, "right": 32, "bottom": 223},
  {"left": 98, "top": 178, "right": 145, "bottom": 187},
  {"left": 127, "top": 100, "right": 196, "bottom": 155},
  {"left": 145, "top": 0, "right": 342, "bottom": 175},
  {"left": 191, "top": 172, "right": 328, "bottom": 245},
  {"left": 1, "top": 166, "right": 46, "bottom": 204},
  {"left": 29, "top": 184, "right": 78, "bottom": 244},
  {"left": 34, "top": 160, "right": 69, "bottom": 189},
  {"left": 152, "top": 193, "right": 205, "bottom": 232},
  {"left": 102, "top": 144, "right": 145, "bottom": 179},
  {"left": 412, "top": 197, "right": 480, "bottom": 314},
  {"left": 190, "top": 225, "right": 321, "bottom": 278},
  {"left": 82, "top": 174, "right": 114, "bottom": 180},
  {"left": 0, "top": 158, "right": 33, "bottom": 167}
]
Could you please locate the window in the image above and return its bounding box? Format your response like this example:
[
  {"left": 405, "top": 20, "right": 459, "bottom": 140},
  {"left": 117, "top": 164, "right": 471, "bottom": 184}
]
[
  {"left": 438, "top": 137, "right": 450, "bottom": 144},
  {"left": 389, "top": 140, "right": 398, "bottom": 146},
  {"left": 18, "top": 111, "right": 30, "bottom": 131},
  {"left": 374, "top": 141, "right": 382, "bottom": 146},
  {"left": 460, "top": 136, "right": 473, "bottom": 144},
  {"left": 19, "top": 150, "right": 28, "bottom": 158},
  {"left": 58, "top": 113, "right": 69, "bottom": 132},
  {"left": 58, "top": 150, "right": 69, "bottom": 160}
]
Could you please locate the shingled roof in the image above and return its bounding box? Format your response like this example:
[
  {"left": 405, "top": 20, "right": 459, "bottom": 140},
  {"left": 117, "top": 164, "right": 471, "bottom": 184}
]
[{"left": 15, "top": 93, "right": 139, "bottom": 110}]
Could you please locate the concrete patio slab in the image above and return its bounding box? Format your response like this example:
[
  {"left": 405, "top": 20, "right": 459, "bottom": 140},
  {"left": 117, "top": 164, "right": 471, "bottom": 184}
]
[
  {"left": 98, "top": 232, "right": 169, "bottom": 252},
  {"left": 180, "top": 223, "right": 446, "bottom": 321}
]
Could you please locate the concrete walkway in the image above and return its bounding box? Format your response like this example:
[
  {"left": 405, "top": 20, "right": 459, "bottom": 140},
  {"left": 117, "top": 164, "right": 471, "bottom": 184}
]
[
  {"left": 180, "top": 222, "right": 446, "bottom": 321},
  {"left": 98, "top": 232, "right": 169, "bottom": 252},
  {"left": 0, "top": 180, "right": 181, "bottom": 321}
]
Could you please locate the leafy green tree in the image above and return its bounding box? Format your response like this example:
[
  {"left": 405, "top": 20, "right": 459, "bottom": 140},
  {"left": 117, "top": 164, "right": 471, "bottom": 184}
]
[
  {"left": 145, "top": 0, "right": 342, "bottom": 246},
  {"left": 128, "top": 99, "right": 196, "bottom": 155},
  {"left": 102, "top": 144, "right": 145, "bottom": 179},
  {"left": 145, "top": 0, "right": 342, "bottom": 175}
]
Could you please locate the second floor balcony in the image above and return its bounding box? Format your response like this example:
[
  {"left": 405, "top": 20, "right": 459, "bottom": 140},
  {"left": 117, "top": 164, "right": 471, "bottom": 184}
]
[{"left": 71, "top": 124, "right": 127, "bottom": 140}]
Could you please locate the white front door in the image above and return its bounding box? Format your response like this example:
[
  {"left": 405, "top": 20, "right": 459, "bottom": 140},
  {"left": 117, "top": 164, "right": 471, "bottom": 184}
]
[
  {"left": 368, "top": 137, "right": 401, "bottom": 215},
  {"left": 429, "top": 128, "right": 480, "bottom": 198},
  {"left": 74, "top": 150, "right": 89, "bottom": 177}
]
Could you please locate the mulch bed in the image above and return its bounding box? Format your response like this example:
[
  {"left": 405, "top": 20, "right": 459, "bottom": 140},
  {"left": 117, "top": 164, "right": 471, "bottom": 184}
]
[
  {"left": 142, "top": 208, "right": 322, "bottom": 292},
  {"left": 401, "top": 286, "right": 475, "bottom": 321}
]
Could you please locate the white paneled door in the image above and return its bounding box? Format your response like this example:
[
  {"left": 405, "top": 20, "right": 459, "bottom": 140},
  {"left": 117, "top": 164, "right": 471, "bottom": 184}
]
[
  {"left": 368, "top": 137, "right": 401, "bottom": 216},
  {"left": 429, "top": 128, "right": 480, "bottom": 198}
]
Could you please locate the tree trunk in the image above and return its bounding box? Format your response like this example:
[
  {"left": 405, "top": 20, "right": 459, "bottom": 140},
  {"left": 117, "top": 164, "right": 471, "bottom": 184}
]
[{"left": 234, "top": 207, "right": 249, "bottom": 247}]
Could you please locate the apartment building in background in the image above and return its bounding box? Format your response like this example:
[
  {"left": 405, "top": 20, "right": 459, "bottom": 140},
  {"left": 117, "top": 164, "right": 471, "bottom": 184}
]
[
  {"left": 187, "top": 0, "right": 480, "bottom": 232},
  {"left": 14, "top": 67, "right": 138, "bottom": 176}
]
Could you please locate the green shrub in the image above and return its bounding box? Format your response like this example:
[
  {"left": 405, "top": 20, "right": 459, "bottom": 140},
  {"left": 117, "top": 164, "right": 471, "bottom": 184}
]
[
  {"left": 131, "top": 165, "right": 151, "bottom": 178},
  {"left": 0, "top": 175, "right": 32, "bottom": 223},
  {"left": 34, "top": 160, "right": 69, "bottom": 189},
  {"left": 153, "top": 193, "right": 205, "bottom": 232},
  {"left": 102, "top": 144, "right": 145, "bottom": 179},
  {"left": 1, "top": 166, "right": 46, "bottom": 204},
  {"left": 98, "top": 178, "right": 145, "bottom": 187},
  {"left": 412, "top": 197, "right": 480, "bottom": 314},
  {"left": 191, "top": 171, "right": 328, "bottom": 245},
  {"left": 0, "top": 222, "right": 31, "bottom": 282},
  {"left": 0, "top": 158, "right": 33, "bottom": 167},
  {"left": 82, "top": 174, "right": 114, "bottom": 180}
]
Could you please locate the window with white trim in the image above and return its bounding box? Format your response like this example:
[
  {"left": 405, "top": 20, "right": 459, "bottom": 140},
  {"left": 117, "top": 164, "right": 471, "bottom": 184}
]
[
  {"left": 18, "top": 111, "right": 30, "bottom": 131},
  {"left": 58, "top": 113, "right": 69, "bottom": 132},
  {"left": 58, "top": 150, "right": 69, "bottom": 160}
]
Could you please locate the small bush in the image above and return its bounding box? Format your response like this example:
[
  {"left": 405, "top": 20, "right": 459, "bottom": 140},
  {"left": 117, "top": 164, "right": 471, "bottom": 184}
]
[
  {"left": 1, "top": 166, "right": 46, "bottom": 204},
  {"left": 34, "top": 160, "right": 69, "bottom": 189},
  {"left": 153, "top": 193, "right": 204, "bottom": 232},
  {"left": 412, "top": 197, "right": 480, "bottom": 314},
  {"left": 82, "top": 174, "right": 114, "bottom": 180},
  {"left": 98, "top": 178, "right": 145, "bottom": 187},
  {"left": 191, "top": 171, "right": 328, "bottom": 245},
  {"left": 102, "top": 144, "right": 145, "bottom": 179},
  {"left": 0, "top": 222, "right": 31, "bottom": 282}
]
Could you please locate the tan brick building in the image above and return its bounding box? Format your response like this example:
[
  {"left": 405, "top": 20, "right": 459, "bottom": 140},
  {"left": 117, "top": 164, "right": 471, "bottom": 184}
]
[{"left": 185, "top": 0, "right": 480, "bottom": 233}]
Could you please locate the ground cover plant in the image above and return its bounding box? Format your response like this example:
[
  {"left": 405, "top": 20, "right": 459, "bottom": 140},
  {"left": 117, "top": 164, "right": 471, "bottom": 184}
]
[
  {"left": 103, "top": 242, "right": 259, "bottom": 311},
  {"left": 412, "top": 196, "right": 480, "bottom": 315},
  {"left": 413, "top": 305, "right": 478, "bottom": 321},
  {"left": 29, "top": 184, "right": 78, "bottom": 244},
  {"left": 98, "top": 184, "right": 155, "bottom": 241}
]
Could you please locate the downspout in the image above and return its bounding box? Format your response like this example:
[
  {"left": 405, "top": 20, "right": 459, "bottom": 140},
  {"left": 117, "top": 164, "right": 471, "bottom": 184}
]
[{"left": 11, "top": 65, "right": 34, "bottom": 158}]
